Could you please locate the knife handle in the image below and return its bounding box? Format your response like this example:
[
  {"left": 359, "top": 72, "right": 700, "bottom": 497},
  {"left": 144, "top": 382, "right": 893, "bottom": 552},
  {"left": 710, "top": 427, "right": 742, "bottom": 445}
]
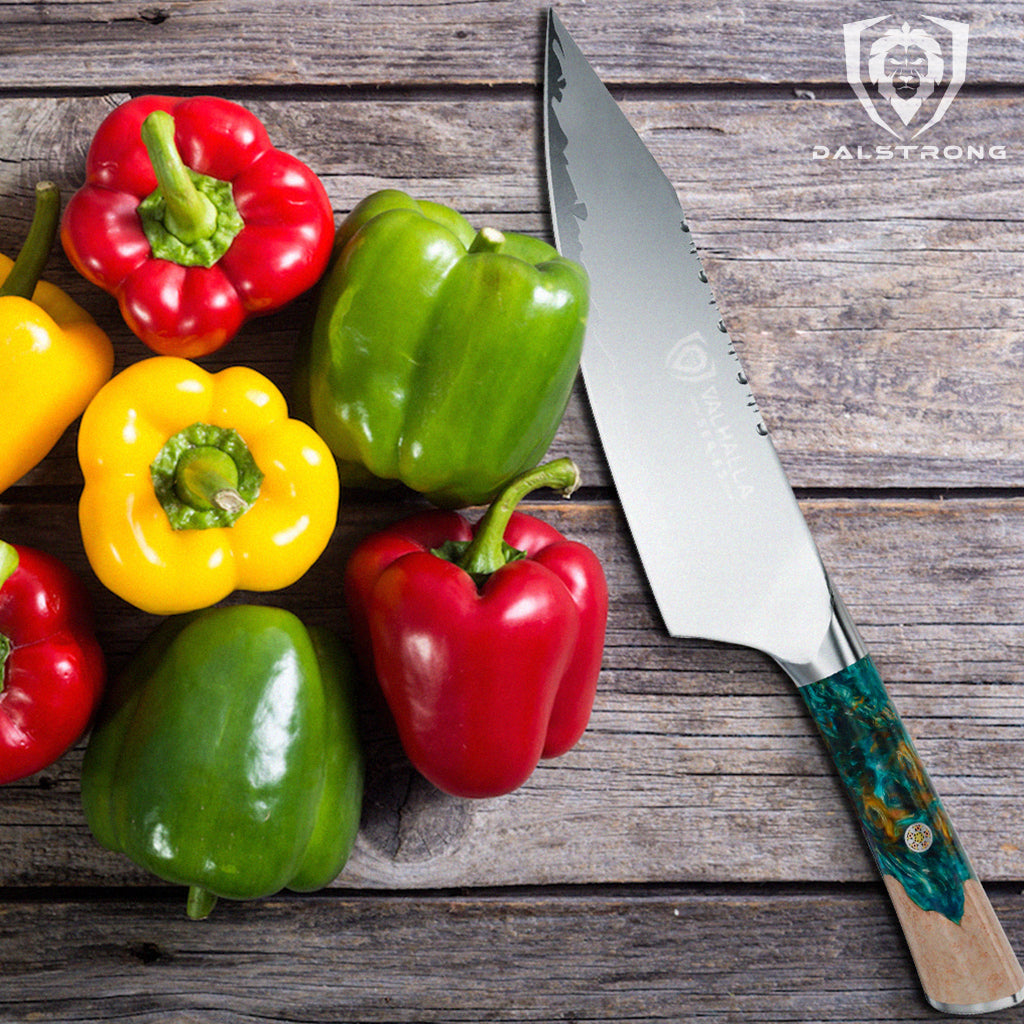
[{"left": 799, "top": 655, "right": 1024, "bottom": 1014}]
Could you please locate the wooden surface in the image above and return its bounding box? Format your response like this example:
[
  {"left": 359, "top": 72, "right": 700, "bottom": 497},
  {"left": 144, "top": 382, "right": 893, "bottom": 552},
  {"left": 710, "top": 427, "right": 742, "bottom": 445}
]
[{"left": 3, "top": 2, "right": 1024, "bottom": 1021}]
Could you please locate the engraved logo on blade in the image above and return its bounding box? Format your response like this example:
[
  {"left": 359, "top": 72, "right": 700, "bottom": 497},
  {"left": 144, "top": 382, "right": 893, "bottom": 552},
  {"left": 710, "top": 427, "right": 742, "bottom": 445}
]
[
  {"left": 666, "top": 330, "right": 770, "bottom": 504},
  {"left": 693, "top": 383, "right": 756, "bottom": 502},
  {"left": 666, "top": 331, "right": 716, "bottom": 383}
]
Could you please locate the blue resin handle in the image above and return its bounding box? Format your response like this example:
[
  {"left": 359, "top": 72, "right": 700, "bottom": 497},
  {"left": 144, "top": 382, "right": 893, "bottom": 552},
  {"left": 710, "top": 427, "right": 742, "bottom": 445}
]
[{"left": 800, "top": 655, "right": 973, "bottom": 923}]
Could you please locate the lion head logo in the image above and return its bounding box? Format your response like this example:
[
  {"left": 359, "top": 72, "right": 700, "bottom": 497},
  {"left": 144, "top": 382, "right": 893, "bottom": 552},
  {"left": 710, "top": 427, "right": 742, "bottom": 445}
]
[
  {"left": 844, "top": 15, "right": 968, "bottom": 138},
  {"left": 869, "top": 23, "right": 944, "bottom": 125}
]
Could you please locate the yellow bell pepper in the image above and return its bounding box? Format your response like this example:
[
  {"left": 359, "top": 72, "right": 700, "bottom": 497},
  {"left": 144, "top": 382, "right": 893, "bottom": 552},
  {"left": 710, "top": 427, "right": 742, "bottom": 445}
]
[
  {"left": 78, "top": 356, "right": 340, "bottom": 615},
  {"left": 1, "top": 182, "right": 113, "bottom": 492}
]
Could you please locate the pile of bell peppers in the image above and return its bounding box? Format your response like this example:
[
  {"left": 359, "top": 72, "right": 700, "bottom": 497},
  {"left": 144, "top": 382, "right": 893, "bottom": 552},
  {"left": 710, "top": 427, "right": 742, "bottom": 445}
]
[{"left": 0, "top": 92, "right": 608, "bottom": 915}]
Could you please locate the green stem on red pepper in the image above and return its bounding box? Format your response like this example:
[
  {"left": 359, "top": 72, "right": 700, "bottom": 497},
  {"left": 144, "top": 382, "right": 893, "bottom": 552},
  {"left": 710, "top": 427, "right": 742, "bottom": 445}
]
[
  {"left": 0, "top": 541, "right": 18, "bottom": 694},
  {"left": 151, "top": 423, "right": 263, "bottom": 530},
  {"left": 0, "top": 181, "right": 60, "bottom": 300},
  {"left": 433, "top": 458, "right": 581, "bottom": 584},
  {"left": 0, "top": 633, "right": 10, "bottom": 694},
  {"left": 141, "top": 111, "right": 216, "bottom": 242},
  {"left": 0, "top": 541, "right": 18, "bottom": 588},
  {"left": 138, "top": 111, "right": 244, "bottom": 268}
]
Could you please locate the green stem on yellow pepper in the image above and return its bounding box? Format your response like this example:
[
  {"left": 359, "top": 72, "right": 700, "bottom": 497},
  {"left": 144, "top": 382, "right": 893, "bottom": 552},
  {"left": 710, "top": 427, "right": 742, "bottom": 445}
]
[
  {"left": 174, "top": 446, "right": 248, "bottom": 516},
  {"left": 454, "top": 458, "right": 580, "bottom": 579},
  {"left": 151, "top": 423, "right": 263, "bottom": 531},
  {"left": 0, "top": 182, "right": 60, "bottom": 300}
]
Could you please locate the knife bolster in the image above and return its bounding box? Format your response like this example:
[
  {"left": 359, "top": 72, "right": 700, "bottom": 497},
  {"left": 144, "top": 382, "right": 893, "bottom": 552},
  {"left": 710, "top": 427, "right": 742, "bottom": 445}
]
[
  {"left": 885, "top": 875, "right": 1024, "bottom": 1014},
  {"left": 776, "top": 576, "right": 866, "bottom": 687}
]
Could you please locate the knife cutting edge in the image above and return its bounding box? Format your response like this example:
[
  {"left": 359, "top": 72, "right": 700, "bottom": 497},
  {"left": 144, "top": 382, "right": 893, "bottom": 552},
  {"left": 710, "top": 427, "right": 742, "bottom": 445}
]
[{"left": 543, "top": 9, "right": 1024, "bottom": 1014}]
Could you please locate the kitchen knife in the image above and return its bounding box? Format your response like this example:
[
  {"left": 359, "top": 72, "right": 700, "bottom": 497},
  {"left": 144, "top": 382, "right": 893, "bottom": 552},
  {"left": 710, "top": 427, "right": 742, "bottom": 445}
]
[{"left": 543, "top": 9, "right": 1024, "bottom": 1014}]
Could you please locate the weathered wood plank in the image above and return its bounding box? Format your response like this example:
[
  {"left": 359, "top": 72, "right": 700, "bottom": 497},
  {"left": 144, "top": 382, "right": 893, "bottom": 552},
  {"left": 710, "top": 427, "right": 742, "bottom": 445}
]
[
  {"left": 5, "top": 730, "right": 1019, "bottom": 890},
  {"left": 1, "top": 1, "right": 1022, "bottom": 89},
  {"left": 3, "top": 885, "right": 1023, "bottom": 1023},
  {"left": 1, "top": 498, "right": 1022, "bottom": 890},
  {"left": 2, "top": 93, "right": 1022, "bottom": 493}
]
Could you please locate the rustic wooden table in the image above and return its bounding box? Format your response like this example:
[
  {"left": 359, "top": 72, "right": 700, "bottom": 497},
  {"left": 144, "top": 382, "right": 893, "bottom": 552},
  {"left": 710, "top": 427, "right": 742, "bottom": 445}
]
[{"left": 3, "top": 2, "right": 1024, "bottom": 1021}]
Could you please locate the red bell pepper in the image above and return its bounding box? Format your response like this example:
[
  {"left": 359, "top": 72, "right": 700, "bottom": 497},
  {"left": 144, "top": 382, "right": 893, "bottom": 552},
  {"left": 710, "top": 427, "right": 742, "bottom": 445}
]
[
  {"left": 0, "top": 541, "right": 106, "bottom": 784},
  {"left": 344, "top": 458, "right": 608, "bottom": 798},
  {"left": 61, "top": 95, "right": 335, "bottom": 357}
]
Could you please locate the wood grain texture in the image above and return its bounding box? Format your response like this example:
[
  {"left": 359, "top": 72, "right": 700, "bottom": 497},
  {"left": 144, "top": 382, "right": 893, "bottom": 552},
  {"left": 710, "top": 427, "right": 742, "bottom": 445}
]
[
  {"left": 6, "top": 885, "right": 1024, "bottom": 1024},
  {"left": 3, "top": 2, "right": 1024, "bottom": 88},
  {"left": 2, "top": 93, "right": 1022, "bottom": 493}
]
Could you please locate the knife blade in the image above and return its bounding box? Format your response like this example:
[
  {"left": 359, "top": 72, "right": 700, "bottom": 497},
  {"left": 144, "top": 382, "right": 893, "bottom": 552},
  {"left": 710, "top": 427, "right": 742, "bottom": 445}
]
[{"left": 543, "top": 9, "right": 1024, "bottom": 1014}]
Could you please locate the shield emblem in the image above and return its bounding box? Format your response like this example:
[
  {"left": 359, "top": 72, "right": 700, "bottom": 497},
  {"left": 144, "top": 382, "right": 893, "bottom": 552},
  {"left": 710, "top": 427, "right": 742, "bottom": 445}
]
[{"left": 843, "top": 15, "right": 969, "bottom": 139}]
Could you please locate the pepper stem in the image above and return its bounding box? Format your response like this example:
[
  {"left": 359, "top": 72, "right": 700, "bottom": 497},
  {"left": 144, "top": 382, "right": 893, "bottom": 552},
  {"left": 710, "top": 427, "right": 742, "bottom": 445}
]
[
  {"left": 0, "top": 182, "right": 60, "bottom": 300},
  {"left": 0, "top": 541, "right": 18, "bottom": 589},
  {"left": 458, "top": 458, "right": 581, "bottom": 578},
  {"left": 0, "top": 634, "right": 9, "bottom": 695},
  {"left": 0, "top": 542, "right": 18, "bottom": 696},
  {"left": 467, "top": 227, "right": 506, "bottom": 255},
  {"left": 174, "top": 446, "right": 248, "bottom": 515},
  {"left": 152, "top": 423, "right": 262, "bottom": 531},
  {"left": 140, "top": 110, "right": 218, "bottom": 244},
  {"left": 186, "top": 885, "right": 219, "bottom": 920}
]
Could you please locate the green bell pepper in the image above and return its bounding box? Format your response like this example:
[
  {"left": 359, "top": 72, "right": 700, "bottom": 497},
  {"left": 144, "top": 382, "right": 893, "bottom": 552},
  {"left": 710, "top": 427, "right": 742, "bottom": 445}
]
[
  {"left": 81, "top": 605, "right": 364, "bottom": 919},
  {"left": 299, "top": 189, "right": 589, "bottom": 508}
]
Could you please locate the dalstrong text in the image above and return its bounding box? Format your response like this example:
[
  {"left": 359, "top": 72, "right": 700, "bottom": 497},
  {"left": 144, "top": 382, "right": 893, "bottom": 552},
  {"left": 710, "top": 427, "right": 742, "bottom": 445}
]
[
  {"left": 812, "top": 143, "right": 1008, "bottom": 161},
  {"left": 814, "top": 16, "right": 1013, "bottom": 165}
]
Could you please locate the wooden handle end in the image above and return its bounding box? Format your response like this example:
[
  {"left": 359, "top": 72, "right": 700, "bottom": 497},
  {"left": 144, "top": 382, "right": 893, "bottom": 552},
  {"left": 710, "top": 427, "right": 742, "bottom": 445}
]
[{"left": 884, "top": 876, "right": 1024, "bottom": 1014}]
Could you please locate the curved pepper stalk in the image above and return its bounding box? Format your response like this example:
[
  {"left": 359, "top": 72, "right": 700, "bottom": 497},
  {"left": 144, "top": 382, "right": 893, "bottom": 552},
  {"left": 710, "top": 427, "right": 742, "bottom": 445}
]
[
  {"left": 433, "top": 457, "right": 581, "bottom": 581},
  {"left": 0, "top": 181, "right": 60, "bottom": 301},
  {"left": 137, "top": 110, "right": 244, "bottom": 267}
]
